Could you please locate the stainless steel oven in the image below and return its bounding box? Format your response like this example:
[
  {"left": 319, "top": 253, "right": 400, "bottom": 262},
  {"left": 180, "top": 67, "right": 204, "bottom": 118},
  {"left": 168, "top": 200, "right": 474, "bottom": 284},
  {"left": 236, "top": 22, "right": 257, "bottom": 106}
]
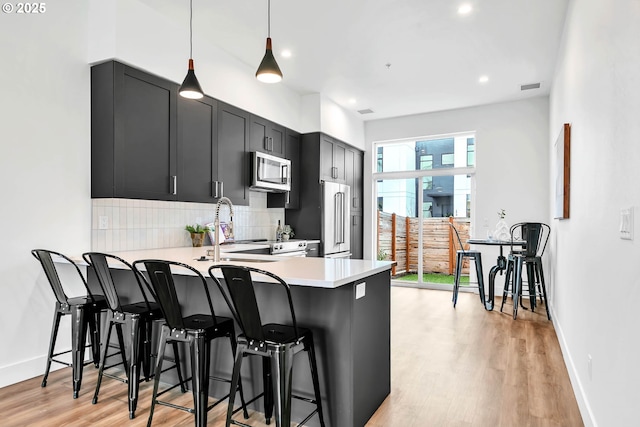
[{"left": 270, "top": 240, "right": 307, "bottom": 257}]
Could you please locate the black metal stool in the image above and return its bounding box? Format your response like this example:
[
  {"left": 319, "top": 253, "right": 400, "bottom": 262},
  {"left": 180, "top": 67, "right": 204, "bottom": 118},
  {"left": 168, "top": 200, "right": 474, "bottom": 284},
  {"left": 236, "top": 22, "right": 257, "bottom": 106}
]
[
  {"left": 31, "top": 249, "right": 107, "bottom": 398},
  {"left": 134, "top": 259, "right": 248, "bottom": 427},
  {"left": 83, "top": 252, "right": 186, "bottom": 419},
  {"left": 500, "top": 222, "right": 551, "bottom": 320},
  {"left": 449, "top": 223, "right": 486, "bottom": 308},
  {"left": 209, "top": 265, "right": 326, "bottom": 427}
]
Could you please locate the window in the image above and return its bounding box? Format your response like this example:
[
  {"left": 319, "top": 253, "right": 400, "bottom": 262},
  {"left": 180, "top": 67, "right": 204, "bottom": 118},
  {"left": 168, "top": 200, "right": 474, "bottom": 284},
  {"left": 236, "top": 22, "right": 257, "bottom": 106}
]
[
  {"left": 377, "top": 196, "right": 384, "bottom": 211},
  {"left": 467, "top": 138, "right": 475, "bottom": 166},
  {"left": 441, "top": 153, "right": 454, "bottom": 166},
  {"left": 377, "top": 147, "right": 383, "bottom": 172},
  {"left": 423, "top": 201, "right": 433, "bottom": 218},
  {"left": 419, "top": 154, "right": 433, "bottom": 170},
  {"left": 422, "top": 176, "right": 433, "bottom": 190}
]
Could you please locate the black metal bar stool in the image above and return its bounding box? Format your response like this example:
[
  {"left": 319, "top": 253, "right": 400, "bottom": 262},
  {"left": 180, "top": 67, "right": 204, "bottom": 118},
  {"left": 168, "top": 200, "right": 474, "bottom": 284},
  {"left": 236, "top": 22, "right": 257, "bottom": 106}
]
[
  {"left": 449, "top": 223, "right": 486, "bottom": 308},
  {"left": 31, "top": 249, "right": 107, "bottom": 398},
  {"left": 209, "top": 264, "right": 326, "bottom": 427},
  {"left": 134, "top": 259, "right": 248, "bottom": 427},
  {"left": 500, "top": 222, "right": 551, "bottom": 320},
  {"left": 82, "top": 252, "right": 186, "bottom": 419}
]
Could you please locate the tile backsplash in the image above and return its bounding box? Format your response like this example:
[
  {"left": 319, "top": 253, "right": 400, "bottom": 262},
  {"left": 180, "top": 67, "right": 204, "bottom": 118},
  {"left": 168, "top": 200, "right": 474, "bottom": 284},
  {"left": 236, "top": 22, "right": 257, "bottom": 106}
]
[{"left": 91, "top": 192, "right": 284, "bottom": 252}]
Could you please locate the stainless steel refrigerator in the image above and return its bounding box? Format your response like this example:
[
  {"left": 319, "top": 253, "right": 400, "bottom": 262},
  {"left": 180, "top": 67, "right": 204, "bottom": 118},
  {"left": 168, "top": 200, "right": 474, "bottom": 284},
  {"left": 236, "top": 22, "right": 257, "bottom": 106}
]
[{"left": 321, "top": 181, "right": 351, "bottom": 258}]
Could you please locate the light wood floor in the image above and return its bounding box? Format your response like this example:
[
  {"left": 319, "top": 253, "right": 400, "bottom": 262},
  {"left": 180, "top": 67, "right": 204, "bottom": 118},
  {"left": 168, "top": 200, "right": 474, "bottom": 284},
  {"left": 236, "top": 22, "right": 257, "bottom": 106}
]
[{"left": 0, "top": 288, "right": 583, "bottom": 427}]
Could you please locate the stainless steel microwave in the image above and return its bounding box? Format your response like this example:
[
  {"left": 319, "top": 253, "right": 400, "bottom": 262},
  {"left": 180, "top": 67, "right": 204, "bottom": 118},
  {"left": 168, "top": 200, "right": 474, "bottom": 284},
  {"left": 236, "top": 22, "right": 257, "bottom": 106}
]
[{"left": 250, "top": 151, "right": 291, "bottom": 192}]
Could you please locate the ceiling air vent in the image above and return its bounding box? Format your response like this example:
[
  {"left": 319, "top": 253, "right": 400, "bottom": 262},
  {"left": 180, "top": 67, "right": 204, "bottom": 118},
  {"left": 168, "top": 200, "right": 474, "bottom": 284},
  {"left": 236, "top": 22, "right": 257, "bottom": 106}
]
[
  {"left": 520, "top": 82, "right": 541, "bottom": 91},
  {"left": 358, "top": 108, "right": 374, "bottom": 115}
]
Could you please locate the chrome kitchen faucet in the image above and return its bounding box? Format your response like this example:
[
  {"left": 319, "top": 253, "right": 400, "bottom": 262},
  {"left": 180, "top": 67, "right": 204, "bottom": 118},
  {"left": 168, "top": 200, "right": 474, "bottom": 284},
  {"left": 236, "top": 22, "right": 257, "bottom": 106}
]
[{"left": 213, "top": 197, "right": 234, "bottom": 262}]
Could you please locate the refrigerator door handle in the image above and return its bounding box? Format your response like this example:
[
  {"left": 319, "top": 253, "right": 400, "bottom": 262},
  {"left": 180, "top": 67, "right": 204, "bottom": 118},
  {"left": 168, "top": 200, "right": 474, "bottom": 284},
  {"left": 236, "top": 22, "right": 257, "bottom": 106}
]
[
  {"left": 339, "top": 191, "right": 345, "bottom": 244},
  {"left": 334, "top": 192, "right": 341, "bottom": 244}
]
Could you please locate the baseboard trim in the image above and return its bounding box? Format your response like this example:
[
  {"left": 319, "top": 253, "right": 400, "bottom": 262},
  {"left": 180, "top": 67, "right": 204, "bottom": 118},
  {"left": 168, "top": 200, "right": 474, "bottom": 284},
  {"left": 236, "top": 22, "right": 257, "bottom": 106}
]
[
  {"left": 552, "top": 307, "right": 597, "bottom": 427},
  {"left": 0, "top": 352, "right": 70, "bottom": 389}
]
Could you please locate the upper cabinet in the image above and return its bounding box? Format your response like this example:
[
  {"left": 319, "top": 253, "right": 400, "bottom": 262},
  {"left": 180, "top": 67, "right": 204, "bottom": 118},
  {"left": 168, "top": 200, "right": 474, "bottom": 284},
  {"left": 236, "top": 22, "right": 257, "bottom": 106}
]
[
  {"left": 177, "top": 95, "right": 218, "bottom": 203},
  {"left": 249, "top": 114, "right": 285, "bottom": 157},
  {"left": 92, "top": 61, "right": 178, "bottom": 200},
  {"left": 92, "top": 61, "right": 249, "bottom": 205},
  {"left": 217, "top": 102, "right": 250, "bottom": 205},
  {"left": 267, "top": 129, "right": 301, "bottom": 209},
  {"left": 320, "top": 134, "right": 347, "bottom": 183},
  {"left": 346, "top": 148, "right": 363, "bottom": 212}
]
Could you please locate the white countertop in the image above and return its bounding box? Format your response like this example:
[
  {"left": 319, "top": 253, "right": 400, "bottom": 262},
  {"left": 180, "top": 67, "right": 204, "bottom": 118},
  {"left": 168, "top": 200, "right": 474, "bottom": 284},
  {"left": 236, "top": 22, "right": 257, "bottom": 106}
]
[{"left": 77, "top": 246, "right": 394, "bottom": 289}]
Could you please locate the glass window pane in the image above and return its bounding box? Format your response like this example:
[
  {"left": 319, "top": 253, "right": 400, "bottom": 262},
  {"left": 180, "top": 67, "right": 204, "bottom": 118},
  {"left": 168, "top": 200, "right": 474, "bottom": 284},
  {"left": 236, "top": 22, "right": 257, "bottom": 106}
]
[{"left": 375, "top": 134, "right": 474, "bottom": 172}]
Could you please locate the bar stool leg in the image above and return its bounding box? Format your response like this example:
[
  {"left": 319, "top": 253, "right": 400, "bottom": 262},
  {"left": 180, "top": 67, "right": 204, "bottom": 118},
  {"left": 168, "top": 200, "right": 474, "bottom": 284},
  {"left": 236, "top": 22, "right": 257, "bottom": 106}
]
[
  {"left": 93, "top": 311, "right": 115, "bottom": 404},
  {"left": 191, "top": 333, "right": 211, "bottom": 427},
  {"left": 147, "top": 326, "right": 169, "bottom": 427},
  {"left": 270, "top": 348, "right": 294, "bottom": 427},
  {"left": 228, "top": 333, "right": 249, "bottom": 419},
  {"left": 500, "top": 259, "right": 514, "bottom": 313},
  {"left": 453, "top": 253, "right": 464, "bottom": 307},
  {"left": 263, "top": 357, "right": 274, "bottom": 424},
  {"left": 128, "top": 314, "right": 142, "bottom": 419},
  {"left": 537, "top": 260, "right": 551, "bottom": 320},
  {"left": 513, "top": 257, "right": 523, "bottom": 320},
  {"left": 226, "top": 343, "right": 246, "bottom": 427},
  {"left": 71, "top": 304, "right": 89, "bottom": 399},
  {"left": 306, "top": 337, "right": 326, "bottom": 427},
  {"left": 474, "top": 253, "right": 485, "bottom": 304},
  {"left": 42, "top": 307, "right": 62, "bottom": 388}
]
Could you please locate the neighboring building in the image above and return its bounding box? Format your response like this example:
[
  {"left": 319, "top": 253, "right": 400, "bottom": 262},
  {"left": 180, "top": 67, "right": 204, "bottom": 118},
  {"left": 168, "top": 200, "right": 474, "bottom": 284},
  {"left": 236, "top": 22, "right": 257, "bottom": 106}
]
[{"left": 376, "top": 135, "right": 475, "bottom": 218}]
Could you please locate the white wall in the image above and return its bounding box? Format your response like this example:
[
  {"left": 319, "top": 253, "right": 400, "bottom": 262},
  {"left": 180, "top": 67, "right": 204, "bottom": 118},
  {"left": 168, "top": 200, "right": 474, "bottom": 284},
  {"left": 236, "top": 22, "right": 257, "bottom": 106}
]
[
  {"left": 549, "top": 1, "right": 640, "bottom": 425},
  {"left": 364, "top": 97, "right": 550, "bottom": 273},
  {"left": 0, "top": 2, "right": 92, "bottom": 386}
]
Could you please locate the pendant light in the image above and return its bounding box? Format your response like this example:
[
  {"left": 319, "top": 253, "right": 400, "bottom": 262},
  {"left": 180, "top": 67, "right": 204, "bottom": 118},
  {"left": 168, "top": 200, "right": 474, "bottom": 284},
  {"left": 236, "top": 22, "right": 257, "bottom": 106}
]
[
  {"left": 179, "top": 0, "right": 204, "bottom": 99},
  {"left": 256, "top": 0, "right": 283, "bottom": 83}
]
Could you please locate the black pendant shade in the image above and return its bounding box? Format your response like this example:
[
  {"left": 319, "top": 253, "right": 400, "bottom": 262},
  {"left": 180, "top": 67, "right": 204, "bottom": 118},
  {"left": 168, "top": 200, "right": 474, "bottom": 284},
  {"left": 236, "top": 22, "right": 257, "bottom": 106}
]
[
  {"left": 180, "top": 59, "right": 204, "bottom": 99},
  {"left": 256, "top": 0, "right": 282, "bottom": 83},
  {"left": 256, "top": 37, "right": 283, "bottom": 83},
  {"left": 179, "top": 0, "right": 204, "bottom": 99}
]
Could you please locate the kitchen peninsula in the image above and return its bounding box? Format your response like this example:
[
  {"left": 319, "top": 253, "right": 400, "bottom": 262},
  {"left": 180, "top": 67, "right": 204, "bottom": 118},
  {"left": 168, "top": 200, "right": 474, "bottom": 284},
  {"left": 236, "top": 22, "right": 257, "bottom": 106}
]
[{"left": 79, "top": 246, "right": 394, "bottom": 427}]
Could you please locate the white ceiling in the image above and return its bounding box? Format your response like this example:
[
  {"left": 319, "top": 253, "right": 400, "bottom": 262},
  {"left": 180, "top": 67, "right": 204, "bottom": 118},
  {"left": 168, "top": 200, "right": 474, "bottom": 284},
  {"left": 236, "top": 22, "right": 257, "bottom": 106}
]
[{"left": 140, "top": 0, "right": 569, "bottom": 121}]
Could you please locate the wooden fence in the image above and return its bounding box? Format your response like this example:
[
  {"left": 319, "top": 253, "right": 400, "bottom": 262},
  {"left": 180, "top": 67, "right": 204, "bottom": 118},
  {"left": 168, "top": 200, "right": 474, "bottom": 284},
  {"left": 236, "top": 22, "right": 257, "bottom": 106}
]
[{"left": 377, "top": 212, "right": 471, "bottom": 277}]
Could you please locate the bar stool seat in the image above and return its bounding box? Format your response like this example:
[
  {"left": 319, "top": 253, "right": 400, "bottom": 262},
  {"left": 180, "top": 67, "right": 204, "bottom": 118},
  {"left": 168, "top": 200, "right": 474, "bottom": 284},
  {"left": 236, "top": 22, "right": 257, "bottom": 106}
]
[
  {"left": 209, "top": 264, "right": 326, "bottom": 427},
  {"left": 83, "top": 252, "right": 186, "bottom": 419},
  {"left": 31, "top": 249, "right": 107, "bottom": 399}
]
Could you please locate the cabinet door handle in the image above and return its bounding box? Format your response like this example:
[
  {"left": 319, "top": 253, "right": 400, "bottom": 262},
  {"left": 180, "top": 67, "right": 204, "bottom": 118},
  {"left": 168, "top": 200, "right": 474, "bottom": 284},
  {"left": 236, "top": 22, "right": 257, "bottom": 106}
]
[
  {"left": 286, "top": 191, "right": 290, "bottom": 205},
  {"left": 270, "top": 137, "right": 274, "bottom": 152},
  {"left": 264, "top": 136, "right": 269, "bottom": 151},
  {"left": 331, "top": 167, "right": 338, "bottom": 179},
  {"left": 353, "top": 215, "right": 358, "bottom": 225},
  {"left": 220, "top": 181, "right": 224, "bottom": 198},
  {"left": 353, "top": 197, "right": 358, "bottom": 208},
  {"left": 172, "top": 176, "right": 177, "bottom": 195},
  {"left": 213, "top": 181, "right": 220, "bottom": 198}
]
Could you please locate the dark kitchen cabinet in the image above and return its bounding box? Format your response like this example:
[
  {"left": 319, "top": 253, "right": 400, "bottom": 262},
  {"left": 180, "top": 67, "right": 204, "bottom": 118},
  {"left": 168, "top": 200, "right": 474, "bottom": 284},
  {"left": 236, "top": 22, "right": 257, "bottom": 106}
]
[
  {"left": 267, "top": 128, "right": 300, "bottom": 209},
  {"left": 176, "top": 95, "right": 218, "bottom": 203},
  {"left": 286, "top": 132, "right": 364, "bottom": 257},
  {"left": 346, "top": 148, "right": 363, "bottom": 212},
  {"left": 217, "top": 102, "right": 250, "bottom": 205},
  {"left": 91, "top": 61, "right": 178, "bottom": 200},
  {"left": 249, "top": 114, "right": 285, "bottom": 157},
  {"left": 351, "top": 214, "right": 363, "bottom": 259},
  {"left": 320, "top": 134, "right": 346, "bottom": 183}
]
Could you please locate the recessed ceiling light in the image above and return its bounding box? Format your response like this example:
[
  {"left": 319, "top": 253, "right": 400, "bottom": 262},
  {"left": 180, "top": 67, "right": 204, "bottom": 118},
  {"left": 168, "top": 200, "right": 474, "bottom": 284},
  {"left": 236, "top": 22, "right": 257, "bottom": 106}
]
[
  {"left": 458, "top": 4, "right": 472, "bottom": 15},
  {"left": 281, "top": 49, "right": 292, "bottom": 58},
  {"left": 349, "top": 98, "right": 357, "bottom": 104},
  {"left": 478, "top": 75, "right": 489, "bottom": 84}
]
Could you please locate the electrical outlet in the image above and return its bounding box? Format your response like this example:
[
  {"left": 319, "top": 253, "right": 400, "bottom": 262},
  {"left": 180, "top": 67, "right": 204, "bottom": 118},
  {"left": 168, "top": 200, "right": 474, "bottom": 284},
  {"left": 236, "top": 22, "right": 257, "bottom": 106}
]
[
  {"left": 98, "top": 216, "right": 109, "bottom": 230},
  {"left": 587, "top": 354, "right": 592, "bottom": 380},
  {"left": 620, "top": 207, "right": 634, "bottom": 240}
]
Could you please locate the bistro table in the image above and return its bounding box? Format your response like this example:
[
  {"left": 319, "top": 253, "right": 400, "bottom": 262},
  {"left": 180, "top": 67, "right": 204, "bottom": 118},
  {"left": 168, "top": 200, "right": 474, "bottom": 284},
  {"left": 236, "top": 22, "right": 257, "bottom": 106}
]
[{"left": 467, "top": 238, "right": 526, "bottom": 310}]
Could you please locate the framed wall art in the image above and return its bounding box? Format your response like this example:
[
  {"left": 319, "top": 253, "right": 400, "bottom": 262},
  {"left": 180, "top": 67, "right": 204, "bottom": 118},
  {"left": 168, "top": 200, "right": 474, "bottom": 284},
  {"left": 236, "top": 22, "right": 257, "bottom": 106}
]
[{"left": 554, "top": 123, "right": 571, "bottom": 219}]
